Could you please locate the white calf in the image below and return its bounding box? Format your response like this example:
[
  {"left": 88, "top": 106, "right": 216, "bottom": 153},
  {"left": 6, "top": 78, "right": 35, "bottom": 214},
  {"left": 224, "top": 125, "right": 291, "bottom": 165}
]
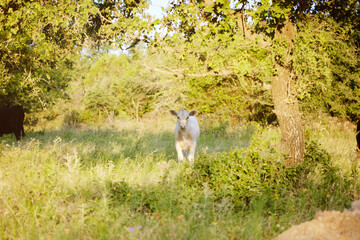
[{"left": 169, "top": 109, "right": 200, "bottom": 164}]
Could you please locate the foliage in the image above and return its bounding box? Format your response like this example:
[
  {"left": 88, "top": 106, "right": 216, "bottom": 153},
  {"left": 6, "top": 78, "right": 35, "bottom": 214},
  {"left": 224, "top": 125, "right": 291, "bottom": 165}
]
[
  {"left": 175, "top": 129, "right": 355, "bottom": 213},
  {"left": 0, "top": 0, "right": 152, "bottom": 111},
  {"left": 249, "top": 0, "right": 291, "bottom": 38},
  {"left": 154, "top": 1, "right": 275, "bottom": 122},
  {"left": 66, "top": 51, "right": 185, "bottom": 122},
  {"left": 176, "top": 130, "right": 286, "bottom": 207},
  {"left": 0, "top": 0, "right": 92, "bottom": 109},
  {"left": 248, "top": 0, "right": 360, "bottom": 121},
  {"left": 156, "top": 0, "right": 360, "bottom": 123},
  {"left": 294, "top": 17, "right": 360, "bottom": 120}
]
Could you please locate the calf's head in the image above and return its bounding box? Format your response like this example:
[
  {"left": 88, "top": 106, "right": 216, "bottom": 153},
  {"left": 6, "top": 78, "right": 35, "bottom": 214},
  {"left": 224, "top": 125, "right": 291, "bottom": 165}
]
[{"left": 170, "top": 109, "right": 197, "bottom": 130}]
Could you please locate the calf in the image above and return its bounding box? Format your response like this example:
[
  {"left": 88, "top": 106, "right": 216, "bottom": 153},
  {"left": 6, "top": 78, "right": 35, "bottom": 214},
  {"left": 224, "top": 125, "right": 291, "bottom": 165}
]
[
  {"left": 170, "top": 109, "right": 200, "bottom": 164},
  {"left": 0, "top": 105, "right": 25, "bottom": 141}
]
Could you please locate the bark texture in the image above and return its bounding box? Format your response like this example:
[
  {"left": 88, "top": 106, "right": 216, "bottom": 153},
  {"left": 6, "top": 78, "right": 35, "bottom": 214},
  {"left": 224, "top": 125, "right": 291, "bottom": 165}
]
[{"left": 272, "top": 20, "right": 305, "bottom": 165}]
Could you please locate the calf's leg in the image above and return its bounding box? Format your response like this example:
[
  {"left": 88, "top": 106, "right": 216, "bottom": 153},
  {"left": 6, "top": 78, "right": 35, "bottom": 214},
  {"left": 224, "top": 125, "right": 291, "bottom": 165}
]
[
  {"left": 175, "top": 141, "right": 185, "bottom": 162},
  {"left": 188, "top": 142, "right": 197, "bottom": 165}
]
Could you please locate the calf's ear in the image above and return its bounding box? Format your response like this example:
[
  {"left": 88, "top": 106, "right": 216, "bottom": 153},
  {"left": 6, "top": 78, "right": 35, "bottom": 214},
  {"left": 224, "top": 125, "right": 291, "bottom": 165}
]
[
  {"left": 189, "top": 110, "right": 197, "bottom": 116},
  {"left": 169, "top": 110, "right": 177, "bottom": 116}
]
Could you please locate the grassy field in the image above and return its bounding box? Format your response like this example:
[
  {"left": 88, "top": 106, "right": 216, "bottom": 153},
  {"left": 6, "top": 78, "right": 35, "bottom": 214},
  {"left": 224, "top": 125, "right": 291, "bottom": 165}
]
[{"left": 0, "top": 116, "right": 359, "bottom": 239}]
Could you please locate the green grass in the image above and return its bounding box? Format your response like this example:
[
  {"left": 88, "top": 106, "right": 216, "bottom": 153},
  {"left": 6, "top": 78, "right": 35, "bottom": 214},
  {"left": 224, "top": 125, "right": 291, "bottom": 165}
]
[{"left": 0, "top": 117, "right": 358, "bottom": 239}]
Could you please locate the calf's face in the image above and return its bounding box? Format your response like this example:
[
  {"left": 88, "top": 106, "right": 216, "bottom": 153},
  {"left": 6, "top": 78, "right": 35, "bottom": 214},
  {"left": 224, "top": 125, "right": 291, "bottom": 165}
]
[{"left": 170, "top": 109, "right": 197, "bottom": 130}]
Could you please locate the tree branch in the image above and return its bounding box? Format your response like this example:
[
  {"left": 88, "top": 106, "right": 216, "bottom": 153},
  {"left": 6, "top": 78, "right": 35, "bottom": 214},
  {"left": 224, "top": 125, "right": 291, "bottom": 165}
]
[{"left": 143, "top": 63, "right": 233, "bottom": 78}]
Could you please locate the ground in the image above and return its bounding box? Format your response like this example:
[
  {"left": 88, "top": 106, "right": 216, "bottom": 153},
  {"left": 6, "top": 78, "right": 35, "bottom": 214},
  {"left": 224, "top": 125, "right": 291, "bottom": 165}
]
[{"left": 275, "top": 200, "right": 360, "bottom": 240}]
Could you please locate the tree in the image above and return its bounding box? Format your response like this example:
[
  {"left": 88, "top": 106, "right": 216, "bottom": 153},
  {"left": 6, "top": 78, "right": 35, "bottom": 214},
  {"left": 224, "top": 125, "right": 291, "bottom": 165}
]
[
  {"left": 159, "top": 0, "right": 306, "bottom": 164},
  {"left": 252, "top": 0, "right": 360, "bottom": 164},
  {"left": 66, "top": 50, "right": 185, "bottom": 122},
  {"left": 0, "top": 0, "right": 152, "bottom": 111},
  {"left": 156, "top": 0, "right": 359, "bottom": 165}
]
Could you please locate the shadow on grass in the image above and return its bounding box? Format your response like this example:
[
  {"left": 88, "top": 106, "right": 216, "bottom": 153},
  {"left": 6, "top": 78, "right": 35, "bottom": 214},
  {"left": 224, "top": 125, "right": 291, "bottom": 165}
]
[{"left": 1, "top": 125, "right": 256, "bottom": 167}]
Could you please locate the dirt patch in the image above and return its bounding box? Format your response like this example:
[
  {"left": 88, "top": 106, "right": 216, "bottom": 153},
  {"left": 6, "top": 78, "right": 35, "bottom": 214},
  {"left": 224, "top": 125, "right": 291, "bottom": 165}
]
[{"left": 274, "top": 200, "right": 360, "bottom": 240}]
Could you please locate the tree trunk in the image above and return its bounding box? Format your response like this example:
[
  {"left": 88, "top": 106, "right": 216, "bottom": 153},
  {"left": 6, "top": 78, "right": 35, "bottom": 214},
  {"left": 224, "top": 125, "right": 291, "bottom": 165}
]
[
  {"left": 272, "top": 20, "right": 305, "bottom": 165},
  {"left": 272, "top": 65, "right": 305, "bottom": 165}
]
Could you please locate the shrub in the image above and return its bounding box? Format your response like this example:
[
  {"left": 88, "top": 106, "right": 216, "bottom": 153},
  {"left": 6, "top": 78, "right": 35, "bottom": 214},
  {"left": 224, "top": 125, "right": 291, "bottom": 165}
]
[
  {"left": 174, "top": 130, "right": 357, "bottom": 213},
  {"left": 175, "top": 130, "right": 287, "bottom": 209},
  {"left": 63, "top": 110, "right": 81, "bottom": 127},
  {"left": 186, "top": 75, "right": 275, "bottom": 123}
]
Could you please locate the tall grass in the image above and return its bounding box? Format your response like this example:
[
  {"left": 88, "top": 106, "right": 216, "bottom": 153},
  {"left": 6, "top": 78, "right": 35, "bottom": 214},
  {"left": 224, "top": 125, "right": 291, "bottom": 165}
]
[{"left": 0, "top": 116, "right": 358, "bottom": 239}]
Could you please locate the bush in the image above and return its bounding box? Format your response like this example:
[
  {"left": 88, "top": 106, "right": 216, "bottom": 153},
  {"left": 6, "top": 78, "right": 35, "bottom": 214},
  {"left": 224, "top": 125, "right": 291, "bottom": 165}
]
[
  {"left": 174, "top": 130, "right": 357, "bottom": 213},
  {"left": 186, "top": 75, "right": 275, "bottom": 123},
  {"left": 175, "top": 131, "right": 286, "bottom": 208},
  {"left": 63, "top": 110, "right": 81, "bottom": 127}
]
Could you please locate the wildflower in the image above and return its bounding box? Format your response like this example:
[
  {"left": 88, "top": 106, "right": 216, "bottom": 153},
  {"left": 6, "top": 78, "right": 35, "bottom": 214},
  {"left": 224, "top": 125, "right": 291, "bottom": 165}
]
[
  {"left": 212, "top": 221, "right": 217, "bottom": 225},
  {"left": 127, "top": 193, "right": 131, "bottom": 197},
  {"left": 326, "top": 194, "right": 331, "bottom": 198},
  {"left": 159, "top": 222, "right": 163, "bottom": 226},
  {"left": 274, "top": 196, "right": 279, "bottom": 200},
  {"left": 177, "top": 214, "right": 184, "bottom": 222},
  {"left": 128, "top": 225, "right": 141, "bottom": 232},
  {"left": 157, "top": 161, "right": 168, "bottom": 171},
  {"left": 155, "top": 213, "right": 161, "bottom": 219},
  {"left": 290, "top": 207, "right": 295, "bottom": 212},
  {"left": 37, "top": 197, "right": 41, "bottom": 201}
]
